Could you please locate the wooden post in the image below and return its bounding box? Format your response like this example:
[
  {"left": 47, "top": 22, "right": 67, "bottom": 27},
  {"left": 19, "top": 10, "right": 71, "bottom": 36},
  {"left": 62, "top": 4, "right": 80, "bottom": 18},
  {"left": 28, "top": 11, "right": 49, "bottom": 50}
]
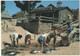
[
  {"left": 28, "top": 1, "right": 30, "bottom": 12},
  {"left": 34, "top": 34, "right": 36, "bottom": 40},
  {"left": 39, "top": 16, "right": 41, "bottom": 23},
  {"left": 4, "top": 21, "right": 5, "bottom": 28},
  {"left": 52, "top": 13, "right": 54, "bottom": 28}
]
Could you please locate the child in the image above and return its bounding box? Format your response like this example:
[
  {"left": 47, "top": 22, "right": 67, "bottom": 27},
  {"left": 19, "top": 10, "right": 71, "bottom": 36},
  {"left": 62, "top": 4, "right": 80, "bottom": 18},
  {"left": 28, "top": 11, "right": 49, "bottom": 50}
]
[{"left": 25, "top": 32, "right": 31, "bottom": 49}]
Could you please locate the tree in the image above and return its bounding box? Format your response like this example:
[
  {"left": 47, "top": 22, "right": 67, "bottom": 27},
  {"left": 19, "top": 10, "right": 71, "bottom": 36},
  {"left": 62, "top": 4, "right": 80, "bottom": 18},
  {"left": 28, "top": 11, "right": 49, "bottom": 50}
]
[
  {"left": 14, "top": 1, "right": 41, "bottom": 13},
  {"left": 1, "top": 1, "right": 5, "bottom": 12},
  {"left": 12, "top": 11, "right": 24, "bottom": 18}
]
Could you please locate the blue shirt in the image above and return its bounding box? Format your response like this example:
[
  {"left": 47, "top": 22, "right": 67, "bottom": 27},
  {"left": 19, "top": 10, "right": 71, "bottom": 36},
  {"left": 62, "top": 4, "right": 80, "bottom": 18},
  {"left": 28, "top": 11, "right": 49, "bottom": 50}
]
[
  {"left": 70, "top": 25, "right": 73, "bottom": 32},
  {"left": 38, "top": 35, "right": 43, "bottom": 41},
  {"left": 38, "top": 35, "right": 44, "bottom": 44}
]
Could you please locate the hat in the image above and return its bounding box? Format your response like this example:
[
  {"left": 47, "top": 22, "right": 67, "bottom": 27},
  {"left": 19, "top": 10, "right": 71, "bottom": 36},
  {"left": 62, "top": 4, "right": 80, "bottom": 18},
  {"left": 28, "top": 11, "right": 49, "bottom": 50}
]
[
  {"left": 42, "top": 33, "right": 50, "bottom": 37},
  {"left": 25, "top": 32, "right": 31, "bottom": 36}
]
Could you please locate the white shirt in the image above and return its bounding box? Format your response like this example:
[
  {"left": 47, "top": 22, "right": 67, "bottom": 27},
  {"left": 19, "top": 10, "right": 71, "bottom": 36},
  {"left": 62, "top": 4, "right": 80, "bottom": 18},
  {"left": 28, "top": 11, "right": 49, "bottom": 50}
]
[
  {"left": 25, "top": 32, "right": 31, "bottom": 36},
  {"left": 10, "top": 32, "right": 19, "bottom": 41}
]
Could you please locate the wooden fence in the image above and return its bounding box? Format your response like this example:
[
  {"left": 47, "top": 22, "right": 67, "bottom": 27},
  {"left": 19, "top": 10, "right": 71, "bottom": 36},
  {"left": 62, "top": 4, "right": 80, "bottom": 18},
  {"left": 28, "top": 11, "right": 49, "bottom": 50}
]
[{"left": 2, "top": 21, "right": 8, "bottom": 32}]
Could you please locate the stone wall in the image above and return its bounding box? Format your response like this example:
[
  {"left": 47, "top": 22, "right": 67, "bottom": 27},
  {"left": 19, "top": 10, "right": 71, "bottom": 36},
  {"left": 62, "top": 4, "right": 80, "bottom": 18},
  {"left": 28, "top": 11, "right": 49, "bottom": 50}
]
[
  {"left": 38, "top": 22, "right": 52, "bottom": 34},
  {"left": 17, "top": 22, "right": 52, "bottom": 34},
  {"left": 17, "top": 22, "right": 39, "bottom": 34},
  {"left": 25, "top": 22, "right": 39, "bottom": 34}
]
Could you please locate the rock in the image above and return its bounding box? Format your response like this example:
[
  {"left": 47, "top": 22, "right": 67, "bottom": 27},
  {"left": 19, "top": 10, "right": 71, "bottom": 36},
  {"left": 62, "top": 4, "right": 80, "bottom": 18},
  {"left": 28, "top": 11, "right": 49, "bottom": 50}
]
[
  {"left": 68, "top": 28, "right": 79, "bottom": 43},
  {"left": 60, "top": 32, "right": 67, "bottom": 37}
]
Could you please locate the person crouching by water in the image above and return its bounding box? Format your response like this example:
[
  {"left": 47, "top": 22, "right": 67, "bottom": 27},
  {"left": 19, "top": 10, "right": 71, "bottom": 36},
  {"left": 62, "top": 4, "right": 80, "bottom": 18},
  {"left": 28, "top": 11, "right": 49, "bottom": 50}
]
[
  {"left": 38, "top": 34, "right": 51, "bottom": 50},
  {"left": 53, "top": 26, "right": 59, "bottom": 50},
  {"left": 25, "top": 32, "right": 31, "bottom": 49},
  {"left": 9, "top": 32, "right": 22, "bottom": 47}
]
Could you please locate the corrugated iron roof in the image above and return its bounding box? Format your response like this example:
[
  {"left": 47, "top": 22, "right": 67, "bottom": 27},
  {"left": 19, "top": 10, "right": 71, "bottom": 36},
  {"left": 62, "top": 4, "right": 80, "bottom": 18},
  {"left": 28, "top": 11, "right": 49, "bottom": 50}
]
[
  {"left": 32, "top": 6, "right": 73, "bottom": 13},
  {"left": 37, "top": 4, "right": 45, "bottom": 8},
  {"left": 48, "top": 4, "right": 56, "bottom": 8}
]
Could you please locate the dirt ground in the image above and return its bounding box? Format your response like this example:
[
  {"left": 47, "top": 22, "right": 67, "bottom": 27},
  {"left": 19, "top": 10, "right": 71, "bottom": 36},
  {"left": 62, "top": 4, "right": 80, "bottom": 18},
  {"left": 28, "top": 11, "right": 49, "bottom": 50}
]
[
  {"left": 1, "top": 20, "right": 80, "bottom": 55},
  {"left": 16, "top": 42, "right": 80, "bottom": 55}
]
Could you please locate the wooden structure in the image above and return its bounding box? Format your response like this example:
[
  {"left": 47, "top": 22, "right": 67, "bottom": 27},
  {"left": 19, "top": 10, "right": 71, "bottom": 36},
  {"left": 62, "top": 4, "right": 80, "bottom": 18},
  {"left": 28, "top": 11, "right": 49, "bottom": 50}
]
[
  {"left": 17, "top": 16, "right": 52, "bottom": 34},
  {"left": 31, "top": 4, "right": 73, "bottom": 24},
  {"left": 72, "top": 9, "right": 79, "bottom": 21},
  {"left": 17, "top": 4, "right": 73, "bottom": 34}
]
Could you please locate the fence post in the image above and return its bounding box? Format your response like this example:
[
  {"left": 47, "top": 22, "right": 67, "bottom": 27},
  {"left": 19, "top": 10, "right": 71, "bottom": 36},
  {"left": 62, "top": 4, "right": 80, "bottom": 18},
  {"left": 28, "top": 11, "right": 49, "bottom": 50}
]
[
  {"left": 34, "top": 34, "right": 36, "bottom": 40},
  {"left": 6, "top": 25, "right": 8, "bottom": 32},
  {"left": 4, "top": 21, "right": 5, "bottom": 28}
]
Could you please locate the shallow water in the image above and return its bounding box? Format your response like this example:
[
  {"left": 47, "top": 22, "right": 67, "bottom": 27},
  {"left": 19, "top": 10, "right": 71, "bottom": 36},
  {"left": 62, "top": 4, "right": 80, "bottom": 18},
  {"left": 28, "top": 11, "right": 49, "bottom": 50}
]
[{"left": 2, "top": 43, "right": 55, "bottom": 56}]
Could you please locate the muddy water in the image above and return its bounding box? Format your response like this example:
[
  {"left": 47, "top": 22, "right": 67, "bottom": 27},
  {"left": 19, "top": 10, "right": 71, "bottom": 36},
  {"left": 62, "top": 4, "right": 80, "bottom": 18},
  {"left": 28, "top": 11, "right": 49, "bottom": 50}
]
[
  {"left": 2, "top": 38, "right": 61, "bottom": 56},
  {"left": 1, "top": 43, "right": 54, "bottom": 56}
]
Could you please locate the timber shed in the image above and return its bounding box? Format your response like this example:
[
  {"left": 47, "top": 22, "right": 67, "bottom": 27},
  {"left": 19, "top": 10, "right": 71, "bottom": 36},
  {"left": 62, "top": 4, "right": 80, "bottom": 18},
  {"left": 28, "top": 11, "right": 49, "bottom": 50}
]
[
  {"left": 17, "top": 16, "right": 53, "bottom": 34},
  {"left": 17, "top": 4, "right": 73, "bottom": 34},
  {"left": 31, "top": 4, "right": 73, "bottom": 24}
]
